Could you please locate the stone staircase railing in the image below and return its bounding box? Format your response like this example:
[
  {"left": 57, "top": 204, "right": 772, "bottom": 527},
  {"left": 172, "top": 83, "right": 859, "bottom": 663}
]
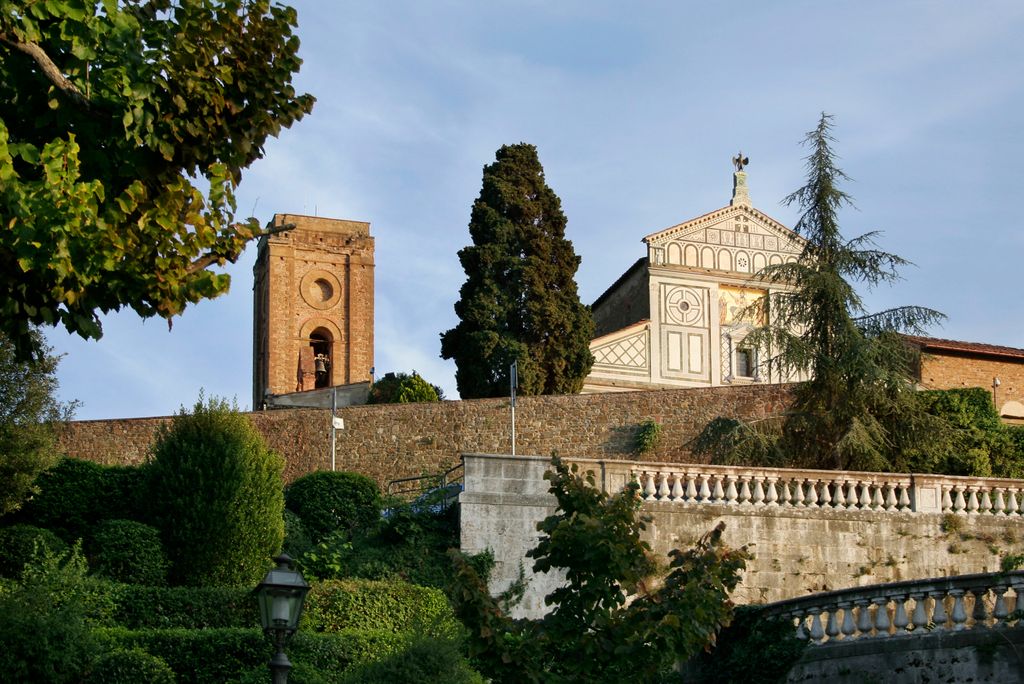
[
  {"left": 591, "top": 460, "right": 1024, "bottom": 515},
  {"left": 760, "top": 570, "right": 1024, "bottom": 645}
]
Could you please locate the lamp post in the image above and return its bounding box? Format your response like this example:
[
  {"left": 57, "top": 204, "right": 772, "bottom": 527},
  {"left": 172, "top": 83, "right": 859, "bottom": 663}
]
[{"left": 255, "top": 554, "right": 310, "bottom": 684}]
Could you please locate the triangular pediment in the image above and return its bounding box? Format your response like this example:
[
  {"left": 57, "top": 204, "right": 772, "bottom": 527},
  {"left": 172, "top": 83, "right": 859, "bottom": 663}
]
[{"left": 643, "top": 204, "right": 802, "bottom": 253}]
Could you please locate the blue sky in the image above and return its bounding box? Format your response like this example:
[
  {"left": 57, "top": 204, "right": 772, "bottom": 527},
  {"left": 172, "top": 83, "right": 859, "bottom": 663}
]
[{"left": 49, "top": 1, "right": 1024, "bottom": 419}]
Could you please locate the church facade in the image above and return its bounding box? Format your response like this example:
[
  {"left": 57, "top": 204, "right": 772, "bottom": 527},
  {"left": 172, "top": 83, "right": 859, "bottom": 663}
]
[{"left": 583, "top": 164, "right": 808, "bottom": 393}]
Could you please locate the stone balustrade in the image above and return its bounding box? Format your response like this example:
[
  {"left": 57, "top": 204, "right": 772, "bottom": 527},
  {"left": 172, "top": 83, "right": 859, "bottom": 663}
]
[
  {"left": 601, "top": 460, "right": 1024, "bottom": 516},
  {"left": 762, "top": 570, "right": 1024, "bottom": 645}
]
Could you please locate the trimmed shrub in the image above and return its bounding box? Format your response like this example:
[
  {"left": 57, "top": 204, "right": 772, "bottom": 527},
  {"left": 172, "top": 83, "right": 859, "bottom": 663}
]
[
  {"left": 232, "top": 661, "right": 331, "bottom": 684},
  {"left": 90, "top": 519, "right": 168, "bottom": 585},
  {"left": 106, "top": 584, "right": 255, "bottom": 629},
  {"left": 11, "top": 459, "right": 148, "bottom": 541},
  {"left": 98, "top": 627, "right": 407, "bottom": 684},
  {"left": 0, "top": 523, "right": 67, "bottom": 578},
  {"left": 146, "top": 396, "right": 285, "bottom": 587},
  {"left": 285, "top": 471, "right": 381, "bottom": 542},
  {"left": 283, "top": 508, "right": 314, "bottom": 559},
  {"left": 339, "top": 637, "right": 484, "bottom": 684},
  {"left": 83, "top": 647, "right": 176, "bottom": 684},
  {"left": 303, "top": 578, "right": 457, "bottom": 638}
]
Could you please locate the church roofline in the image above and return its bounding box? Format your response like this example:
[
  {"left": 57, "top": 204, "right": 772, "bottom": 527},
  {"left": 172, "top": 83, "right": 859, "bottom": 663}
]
[
  {"left": 903, "top": 335, "right": 1024, "bottom": 362},
  {"left": 591, "top": 256, "right": 648, "bottom": 310},
  {"left": 590, "top": 318, "right": 650, "bottom": 345},
  {"left": 641, "top": 203, "right": 800, "bottom": 246}
]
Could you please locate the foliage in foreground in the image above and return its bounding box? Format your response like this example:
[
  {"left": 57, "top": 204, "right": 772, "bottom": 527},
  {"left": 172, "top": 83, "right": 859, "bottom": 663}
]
[
  {"left": 0, "top": 544, "right": 108, "bottom": 683},
  {"left": 695, "top": 114, "right": 945, "bottom": 473},
  {"left": 367, "top": 371, "right": 444, "bottom": 403},
  {"left": 0, "top": 0, "right": 314, "bottom": 356},
  {"left": 146, "top": 396, "right": 284, "bottom": 586},
  {"left": 0, "top": 329, "right": 75, "bottom": 516},
  {"left": 440, "top": 142, "right": 594, "bottom": 398},
  {"left": 684, "top": 605, "right": 808, "bottom": 684},
  {"left": 449, "top": 457, "right": 749, "bottom": 684}
]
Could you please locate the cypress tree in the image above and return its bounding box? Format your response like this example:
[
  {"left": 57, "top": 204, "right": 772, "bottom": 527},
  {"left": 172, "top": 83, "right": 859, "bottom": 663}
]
[{"left": 441, "top": 143, "right": 594, "bottom": 398}]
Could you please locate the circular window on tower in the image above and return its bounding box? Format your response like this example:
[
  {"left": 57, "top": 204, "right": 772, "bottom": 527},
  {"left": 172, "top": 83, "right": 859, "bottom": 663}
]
[{"left": 300, "top": 270, "right": 343, "bottom": 310}]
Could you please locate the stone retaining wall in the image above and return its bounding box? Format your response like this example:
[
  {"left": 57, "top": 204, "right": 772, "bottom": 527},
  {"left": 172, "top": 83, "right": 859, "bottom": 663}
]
[{"left": 56, "top": 383, "right": 793, "bottom": 486}]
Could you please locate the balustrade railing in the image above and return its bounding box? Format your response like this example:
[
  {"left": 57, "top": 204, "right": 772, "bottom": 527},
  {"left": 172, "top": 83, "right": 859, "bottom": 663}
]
[
  {"left": 598, "top": 460, "right": 1024, "bottom": 516},
  {"left": 761, "top": 571, "right": 1024, "bottom": 645}
]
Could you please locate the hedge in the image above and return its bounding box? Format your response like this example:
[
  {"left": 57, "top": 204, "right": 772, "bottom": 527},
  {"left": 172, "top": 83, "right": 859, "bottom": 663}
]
[
  {"left": 89, "top": 519, "right": 168, "bottom": 586},
  {"left": 97, "top": 627, "right": 408, "bottom": 684},
  {"left": 104, "top": 584, "right": 255, "bottom": 629},
  {"left": 303, "top": 578, "right": 457, "bottom": 638},
  {"left": 0, "top": 524, "right": 67, "bottom": 578},
  {"left": 11, "top": 459, "right": 146, "bottom": 542}
]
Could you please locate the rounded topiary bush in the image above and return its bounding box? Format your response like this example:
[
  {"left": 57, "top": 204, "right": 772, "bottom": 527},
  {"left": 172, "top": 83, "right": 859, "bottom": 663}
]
[
  {"left": 90, "top": 519, "right": 168, "bottom": 586},
  {"left": 146, "top": 396, "right": 285, "bottom": 587},
  {"left": 0, "top": 524, "right": 67, "bottom": 578},
  {"left": 285, "top": 471, "right": 381, "bottom": 542},
  {"left": 84, "top": 648, "right": 175, "bottom": 684}
]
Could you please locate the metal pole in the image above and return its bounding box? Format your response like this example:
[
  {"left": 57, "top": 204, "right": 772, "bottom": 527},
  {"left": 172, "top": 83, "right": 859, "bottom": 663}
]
[
  {"left": 269, "top": 631, "right": 291, "bottom": 684},
  {"left": 330, "top": 387, "right": 337, "bottom": 472},
  {"left": 510, "top": 361, "right": 517, "bottom": 457}
]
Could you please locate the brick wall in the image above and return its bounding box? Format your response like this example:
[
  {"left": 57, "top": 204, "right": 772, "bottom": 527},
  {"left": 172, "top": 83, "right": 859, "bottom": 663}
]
[
  {"left": 56, "top": 383, "right": 794, "bottom": 487},
  {"left": 919, "top": 353, "right": 1024, "bottom": 414}
]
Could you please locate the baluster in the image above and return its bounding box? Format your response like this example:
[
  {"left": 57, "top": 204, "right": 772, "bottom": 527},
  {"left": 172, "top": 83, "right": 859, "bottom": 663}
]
[
  {"left": 765, "top": 478, "right": 779, "bottom": 506},
  {"left": 971, "top": 589, "right": 990, "bottom": 627},
  {"left": 855, "top": 599, "right": 873, "bottom": 637},
  {"left": 752, "top": 478, "right": 765, "bottom": 506},
  {"left": 805, "top": 480, "right": 819, "bottom": 507},
  {"left": 793, "top": 612, "right": 808, "bottom": 640},
  {"left": 872, "top": 597, "right": 891, "bottom": 636},
  {"left": 657, "top": 472, "right": 671, "bottom": 500},
  {"left": 809, "top": 611, "right": 825, "bottom": 642},
  {"left": 871, "top": 484, "right": 885, "bottom": 510},
  {"left": 966, "top": 488, "right": 980, "bottom": 515},
  {"left": 712, "top": 476, "right": 725, "bottom": 503},
  {"left": 1014, "top": 583, "right": 1024, "bottom": 618},
  {"left": 839, "top": 601, "right": 856, "bottom": 638},
  {"left": 685, "top": 474, "right": 698, "bottom": 502},
  {"left": 979, "top": 490, "right": 993, "bottom": 515},
  {"left": 825, "top": 608, "right": 841, "bottom": 640},
  {"left": 950, "top": 590, "right": 968, "bottom": 630},
  {"left": 909, "top": 592, "right": 928, "bottom": 631},
  {"left": 884, "top": 484, "right": 898, "bottom": 511},
  {"left": 776, "top": 479, "right": 791, "bottom": 506},
  {"left": 992, "top": 585, "right": 1010, "bottom": 624},
  {"left": 994, "top": 489, "right": 1006, "bottom": 516},
  {"left": 725, "top": 476, "right": 738, "bottom": 504},
  {"left": 834, "top": 480, "right": 847, "bottom": 509},
  {"left": 738, "top": 478, "right": 752, "bottom": 505},
  {"left": 846, "top": 482, "right": 859, "bottom": 509},
  {"left": 898, "top": 484, "right": 911, "bottom": 512},
  {"left": 931, "top": 592, "right": 948, "bottom": 629},
  {"left": 1007, "top": 489, "right": 1020, "bottom": 516},
  {"left": 953, "top": 487, "right": 967, "bottom": 513},
  {"left": 820, "top": 481, "right": 833, "bottom": 508},
  {"left": 670, "top": 473, "right": 685, "bottom": 502},
  {"left": 859, "top": 482, "right": 872, "bottom": 509},
  {"left": 698, "top": 475, "right": 712, "bottom": 502},
  {"left": 643, "top": 472, "right": 657, "bottom": 501},
  {"left": 941, "top": 486, "right": 954, "bottom": 512},
  {"left": 792, "top": 480, "right": 805, "bottom": 507},
  {"left": 892, "top": 595, "right": 910, "bottom": 634}
]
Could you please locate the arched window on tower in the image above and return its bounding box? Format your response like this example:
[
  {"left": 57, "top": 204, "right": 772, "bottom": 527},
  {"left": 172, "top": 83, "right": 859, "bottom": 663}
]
[{"left": 309, "top": 328, "right": 333, "bottom": 389}]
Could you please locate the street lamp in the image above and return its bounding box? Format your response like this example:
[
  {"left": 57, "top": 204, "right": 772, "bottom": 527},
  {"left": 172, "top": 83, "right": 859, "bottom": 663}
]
[{"left": 255, "top": 554, "right": 310, "bottom": 684}]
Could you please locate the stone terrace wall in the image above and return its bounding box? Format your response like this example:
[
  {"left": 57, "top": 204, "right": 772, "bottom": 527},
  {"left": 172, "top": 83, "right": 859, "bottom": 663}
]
[{"left": 56, "top": 383, "right": 793, "bottom": 486}]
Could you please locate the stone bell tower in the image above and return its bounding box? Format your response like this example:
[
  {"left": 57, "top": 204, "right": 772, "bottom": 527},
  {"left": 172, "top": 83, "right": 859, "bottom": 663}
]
[{"left": 252, "top": 214, "right": 374, "bottom": 407}]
